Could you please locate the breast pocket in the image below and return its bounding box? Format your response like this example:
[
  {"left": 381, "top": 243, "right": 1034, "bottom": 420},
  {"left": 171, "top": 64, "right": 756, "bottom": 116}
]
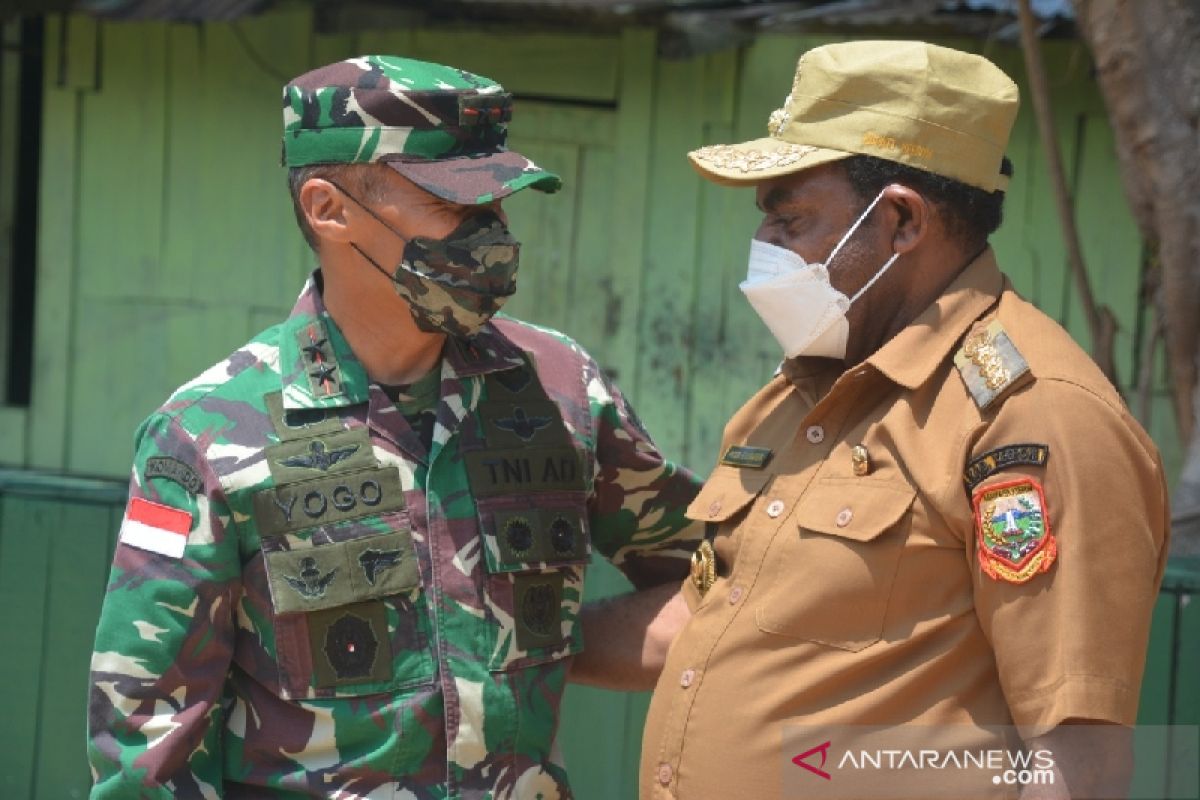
[
  {"left": 755, "top": 478, "right": 915, "bottom": 651},
  {"left": 683, "top": 466, "right": 773, "bottom": 609},
  {"left": 247, "top": 513, "right": 437, "bottom": 700},
  {"left": 476, "top": 491, "right": 591, "bottom": 672}
]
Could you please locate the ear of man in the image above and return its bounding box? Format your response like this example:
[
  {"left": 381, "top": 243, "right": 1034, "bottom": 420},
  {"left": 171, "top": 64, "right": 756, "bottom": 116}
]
[
  {"left": 879, "top": 183, "right": 931, "bottom": 256},
  {"left": 300, "top": 178, "right": 355, "bottom": 247}
]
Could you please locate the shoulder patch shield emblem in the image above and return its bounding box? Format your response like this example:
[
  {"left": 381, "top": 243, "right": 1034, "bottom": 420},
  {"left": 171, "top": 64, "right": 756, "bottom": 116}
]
[{"left": 972, "top": 478, "right": 1056, "bottom": 584}]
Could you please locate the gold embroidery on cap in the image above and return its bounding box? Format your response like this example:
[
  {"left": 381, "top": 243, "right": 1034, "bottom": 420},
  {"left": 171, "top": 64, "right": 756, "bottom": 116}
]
[
  {"left": 767, "top": 92, "right": 794, "bottom": 137},
  {"left": 863, "top": 132, "right": 933, "bottom": 161},
  {"left": 692, "top": 143, "right": 816, "bottom": 174}
]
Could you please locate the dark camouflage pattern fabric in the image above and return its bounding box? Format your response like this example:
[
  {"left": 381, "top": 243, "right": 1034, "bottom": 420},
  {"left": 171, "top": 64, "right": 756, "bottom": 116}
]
[
  {"left": 283, "top": 55, "right": 561, "bottom": 205},
  {"left": 394, "top": 213, "right": 519, "bottom": 338},
  {"left": 87, "top": 273, "right": 703, "bottom": 799}
]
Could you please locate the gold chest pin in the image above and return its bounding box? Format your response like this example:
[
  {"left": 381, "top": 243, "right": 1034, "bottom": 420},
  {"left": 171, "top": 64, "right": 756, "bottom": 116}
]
[
  {"left": 851, "top": 445, "right": 871, "bottom": 476},
  {"left": 690, "top": 540, "right": 716, "bottom": 597}
]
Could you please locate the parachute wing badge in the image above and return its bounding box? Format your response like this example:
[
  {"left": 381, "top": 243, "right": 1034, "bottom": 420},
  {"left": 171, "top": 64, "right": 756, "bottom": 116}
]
[
  {"left": 278, "top": 440, "right": 361, "bottom": 472},
  {"left": 494, "top": 407, "right": 553, "bottom": 442}
]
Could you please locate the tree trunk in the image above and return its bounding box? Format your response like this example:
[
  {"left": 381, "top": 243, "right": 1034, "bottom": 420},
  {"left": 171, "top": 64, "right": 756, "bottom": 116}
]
[{"left": 1073, "top": 0, "right": 1200, "bottom": 555}]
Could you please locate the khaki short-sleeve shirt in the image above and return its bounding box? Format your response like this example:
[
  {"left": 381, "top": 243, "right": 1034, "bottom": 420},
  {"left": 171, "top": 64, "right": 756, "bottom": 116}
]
[{"left": 640, "top": 249, "right": 1169, "bottom": 799}]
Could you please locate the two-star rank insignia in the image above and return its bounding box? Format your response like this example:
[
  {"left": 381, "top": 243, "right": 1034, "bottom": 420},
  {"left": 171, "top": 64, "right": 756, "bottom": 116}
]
[
  {"left": 972, "top": 478, "right": 1056, "bottom": 584},
  {"left": 494, "top": 407, "right": 553, "bottom": 442},
  {"left": 284, "top": 556, "right": 339, "bottom": 599},
  {"left": 277, "top": 439, "right": 360, "bottom": 472}
]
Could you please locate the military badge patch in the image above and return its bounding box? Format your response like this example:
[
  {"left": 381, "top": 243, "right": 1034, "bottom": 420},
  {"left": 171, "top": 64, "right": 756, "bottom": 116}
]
[
  {"left": 972, "top": 479, "right": 1056, "bottom": 584},
  {"left": 144, "top": 456, "right": 203, "bottom": 494},
  {"left": 963, "top": 443, "right": 1049, "bottom": 491}
]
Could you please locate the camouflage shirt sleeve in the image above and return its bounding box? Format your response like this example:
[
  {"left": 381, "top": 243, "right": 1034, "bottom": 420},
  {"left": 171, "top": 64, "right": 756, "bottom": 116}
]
[
  {"left": 88, "top": 411, "right": 239, "bottom": 798},
  {"left": 585, "top": 362, "right": 705, "bottom": 589}
]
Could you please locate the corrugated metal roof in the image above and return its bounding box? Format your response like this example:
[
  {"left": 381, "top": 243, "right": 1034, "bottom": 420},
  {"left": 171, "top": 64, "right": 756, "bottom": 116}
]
[
  {"left": 66, "top": 0, "right": 1075, "bottom": 22},
  {"left": 74, "top": 0, "right": 270, "bottom": 19}
]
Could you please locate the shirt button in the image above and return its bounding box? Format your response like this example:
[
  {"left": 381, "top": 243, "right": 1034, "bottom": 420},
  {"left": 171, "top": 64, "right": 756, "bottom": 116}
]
[
  {"left": 680, "top": 668, "right": 695, "bottom": 688},
  {"left": 836, "top": 507, "right": 854, "bottom": 527},
  {"left": 658, "top": 763, "right": 673, "bottom": 786},
  {"left": 729, "top": 585, "right": 744, "bottom": 604},
  {"left": 806, "top": 425, "right": 825, "bottom": 443},
  {"left": 708, "top": 500, "right": 722, "bottom": 517},
  {"left": 766, "top": 499, "right": 785, "bottom": 518}
]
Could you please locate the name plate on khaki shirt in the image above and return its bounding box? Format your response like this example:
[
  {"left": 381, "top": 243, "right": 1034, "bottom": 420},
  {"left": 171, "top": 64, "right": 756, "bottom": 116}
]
[{"left": 720, "top": 445, "right": 773, "bottom": 469}]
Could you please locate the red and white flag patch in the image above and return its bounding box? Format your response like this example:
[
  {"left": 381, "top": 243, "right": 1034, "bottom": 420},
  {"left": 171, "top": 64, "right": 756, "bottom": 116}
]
[{"left": 120, "top": 497, "right": 192, "bottom": 558}]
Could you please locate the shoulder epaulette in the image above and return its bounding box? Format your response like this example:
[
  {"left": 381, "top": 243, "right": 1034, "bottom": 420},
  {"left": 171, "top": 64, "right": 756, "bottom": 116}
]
[{"left": 953, "top": 320, "right": 1031, "bottom": 410}]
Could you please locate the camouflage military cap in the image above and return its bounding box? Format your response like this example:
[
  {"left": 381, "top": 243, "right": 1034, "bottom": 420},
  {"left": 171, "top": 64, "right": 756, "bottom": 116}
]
[{"left": 283, "top": 55, "right": 562, "bottom": 205}]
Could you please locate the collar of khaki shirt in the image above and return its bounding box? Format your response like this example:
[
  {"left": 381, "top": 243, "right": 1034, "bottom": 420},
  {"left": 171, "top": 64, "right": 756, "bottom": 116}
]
[{"left": 783, "top": 247, "right": 1006, "bottom": 394}]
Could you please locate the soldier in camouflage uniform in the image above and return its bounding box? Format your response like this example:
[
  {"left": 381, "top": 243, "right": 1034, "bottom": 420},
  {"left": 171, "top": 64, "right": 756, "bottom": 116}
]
[{"left": 87, "top": 56, "right": 703, "bottom": 799}]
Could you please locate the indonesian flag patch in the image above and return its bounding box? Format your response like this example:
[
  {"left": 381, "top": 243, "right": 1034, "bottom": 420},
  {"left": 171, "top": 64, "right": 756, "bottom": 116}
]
[
  {"left": 972, "top": 478, "right": 1056, "bottom": 584},
  {"left": 120, "top": 497, "right": 192, "bottom": 558}
]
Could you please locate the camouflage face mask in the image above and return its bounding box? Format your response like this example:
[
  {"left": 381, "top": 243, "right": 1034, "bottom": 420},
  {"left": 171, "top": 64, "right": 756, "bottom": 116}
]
[{"left": 338, "top": 185, "right": 521, "bottom": 339}]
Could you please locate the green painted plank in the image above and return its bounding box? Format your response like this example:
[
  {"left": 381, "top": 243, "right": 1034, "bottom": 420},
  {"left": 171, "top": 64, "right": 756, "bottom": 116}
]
[
  {"left": 74, "top": 21, "right": 167, "bottom": 303},
  {"left": 67, "top": 301, "right": 250, "bottom": 476},
  {"left": 60, "top": 13, "right": 98, "bottom": 91},
  {"left": 496, "top": 138, "right": 581, "bottom": 336},
  {"left": 158, "top": 13, "right": 312, "bottom": 310},
  {"left": 507, "top": 102, "right": 616, "bottom": 149},
  {"left": 0, "top": 22, "right": 19, "bottom": 388},
  {"left": 0, "top": 496, "right": 52, "bottom": 799},
  {"left": 409, "top": 31, "right": 620, "bottom": 102},
  {"left": 563, "top": 137, "right": 619, "bottom": 375},
  {"left": 1175, "top": 588, "right": 1200, "bottom": 725},
  {"left": 607, "top": 28, "right": 656, "bottom": 400},
  {"left": 0, "top": 407, "right": 26, "bottom": 466},
  {"left": 353, "top": 27, "right": 418, "bottom": 67},
  {"left": 1074, "top": 111, "right": 1142, "bottom": 389},
  {"left": 686, "top": 46, "right": 771, "bottom": 473},
  {"left": 1138, "top": 592, "right": 1178, "bottom": 724},
  {"left": 28, "top": 15, "right": 81, "bottom": 472},
  {"left": 33, "top": 501, "right": 117, "bottom": 800},
  {"left": 634, "top": 56, "right": 707, "bottom": 462}
]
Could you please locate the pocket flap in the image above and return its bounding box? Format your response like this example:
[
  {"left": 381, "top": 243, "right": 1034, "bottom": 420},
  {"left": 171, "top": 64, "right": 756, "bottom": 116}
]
[
  {"left": 795, "top": 478, "right": 915, "bottom": 541},
  {"left": 686, "top": 466, "right": 773, "bottom": 523}
]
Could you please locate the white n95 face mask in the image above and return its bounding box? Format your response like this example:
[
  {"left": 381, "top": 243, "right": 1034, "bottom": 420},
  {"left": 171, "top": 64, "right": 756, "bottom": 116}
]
[{"left": 740, "top": 189, "right": 899, "bottom": 360}]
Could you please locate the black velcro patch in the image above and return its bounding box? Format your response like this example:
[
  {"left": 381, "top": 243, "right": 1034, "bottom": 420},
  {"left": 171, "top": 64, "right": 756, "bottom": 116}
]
[
  {"left": 963, "top": 444, "right": 1049, "bottom": 491},
  {"left": 144, "top": 456, "right": 203, "bottom": 494}
]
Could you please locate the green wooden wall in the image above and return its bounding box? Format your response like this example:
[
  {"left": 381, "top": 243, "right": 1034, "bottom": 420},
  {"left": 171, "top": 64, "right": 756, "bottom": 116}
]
[{"left": 0, "top": 6, "right": 1188, "bottom": 799}]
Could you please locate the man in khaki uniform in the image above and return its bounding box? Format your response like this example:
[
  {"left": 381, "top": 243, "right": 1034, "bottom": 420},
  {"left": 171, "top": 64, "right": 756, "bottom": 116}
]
[{"left": 641, "top": 41, "right": 1169, "bottom": 800}]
